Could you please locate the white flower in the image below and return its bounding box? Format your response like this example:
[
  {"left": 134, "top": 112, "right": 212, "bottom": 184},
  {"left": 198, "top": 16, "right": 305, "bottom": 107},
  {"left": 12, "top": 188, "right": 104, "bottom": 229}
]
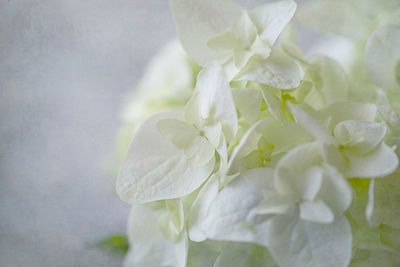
[
  {"left": 116, "top": 64, "right": 237, "bottom": 204},
  {"left": 288, "top": 102, "right": 399, "bottom": 178},
  {"left": 170, "top": 0, "right": 296, "bottom": 67},
  {"left": 170, "top": 0, "right": 301, "bottom": 87},
  {"left": 115, "top": 1, "right": 400, "bottom": 266},
  {"left": 257, "top": 143, "right": 352, "bottom": 224},
  {"left": 192, "top": 143, "right": 352, "bottom": 267}
]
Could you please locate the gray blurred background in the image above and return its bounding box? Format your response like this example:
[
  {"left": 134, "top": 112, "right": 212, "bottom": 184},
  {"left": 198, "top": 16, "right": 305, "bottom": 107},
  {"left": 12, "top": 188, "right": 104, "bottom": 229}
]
[{"left": 0, "top": 0, "right": 310, "bottom": 266}]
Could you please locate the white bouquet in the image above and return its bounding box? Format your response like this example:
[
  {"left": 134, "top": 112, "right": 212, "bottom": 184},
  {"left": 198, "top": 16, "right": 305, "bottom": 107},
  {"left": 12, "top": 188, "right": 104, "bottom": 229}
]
[{"left": 115, "top": 0, "right": 400, "bottom": 266}]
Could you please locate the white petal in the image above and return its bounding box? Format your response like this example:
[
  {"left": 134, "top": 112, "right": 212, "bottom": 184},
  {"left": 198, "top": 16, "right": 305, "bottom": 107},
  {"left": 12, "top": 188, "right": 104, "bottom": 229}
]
[
  {"left": 287, "top": 102, "right": 334, "bottom": 145},
  {"left": 255, "top": 194, "right": 295, "bottom": 215},
  {"left": 233, "top": 48, "right": 254, "bottom": 69},
  {"left": 345, "top": 142, "right": 399, "bottom": 178},
  {"left": 250, "top": 0, "right": 297, "bottom": 46},
  {"left": 267, "top": 214, "right": 352, "bottom": 267},
  {"left": 203, "top": 122, "right": 222, "bottom": 148},
  {"left": 185, "top": 136, "right": 215, "bottom": 168},
  {"left": 235, "top": 49, "right": 303, "bottom": 89},
  {"left": 275, "top": 142, "right": 322, "bottom": 195},
  {"left": 116, "top": 111, "right": 214, "bottom": 204},
  {"left": 321, "top": 102, "right": 377, "bottom": 130},
  {"left": 201, "top": 168, "right": 275, "bottom": 247},
  {"left": 231, "top": 87, "right": 262, "bottom": 124},
  {"left": 228, "top": 118, "right": 278, "bottom": 175},
  {"left": 334, "top": 120, "right": 386, "bottom": 154},
  {"left": 184, "top": 92, "right": 204, "bottom": 130},
  {"left": 233, "top": 11, "right": 258, "bottom": 47},
  {"left": 175, "top": 233, "right": 188, "bottom": 267},
  {"left": 263, "top": 123, "right": 313, "bottom": 154},
  {"left": 123, "top": 205, "right": 187, "bottom": 267},
  {"left": 296, "top": 1, "right": 368, "bottom": 40},
  {"left": 250, "top": 35, "right": 272, "bottom": 59},
  {"left": 188, "top": 174, "right": 219, "bottom": 242},
  {"left": 207, "top": 31, "right": 241, "bottom": 52},
  {"left": 308, "top": 55, "right": 348, "bottom": 107},
  {"left": 195, "top": 64, "right": 238, "bottom": 141},
  {"left": 299, "top": 199, "right": 334, "bottom": 224},
  {"left": 169, "top": 0, "right": 242, "bottom": 66},
  {"left": 287, "top": 105, "right": 349, "bottom": 171},
  {"left": 261, "top": 86, "right": 284, "bottom": 121},
  {"left": 165, "top": 199, "right": 185, "bottom": 235},
  {"left": 156, "top": 118, "right": 199, "bottom": 149},
  {"left": 366, "top": 25, "right": 400, "bottom": 91},
  {"left": 216, "top": 134, "right": 228, "bottom": 168},
  {"left": 320, "top": 143, "right": 348, "bottom": 173},
  {"left": 319, "top": 165, "right": 352, "bottom": 214},
  {"left": 301, "top": 166, "right": 323, "bottom": 201}
]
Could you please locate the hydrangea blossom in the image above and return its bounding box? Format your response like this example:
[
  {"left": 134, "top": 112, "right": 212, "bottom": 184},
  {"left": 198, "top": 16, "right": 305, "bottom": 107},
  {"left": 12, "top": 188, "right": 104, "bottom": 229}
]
[{"left": 114, "top": 0, "right": 400, "bottom": 266}]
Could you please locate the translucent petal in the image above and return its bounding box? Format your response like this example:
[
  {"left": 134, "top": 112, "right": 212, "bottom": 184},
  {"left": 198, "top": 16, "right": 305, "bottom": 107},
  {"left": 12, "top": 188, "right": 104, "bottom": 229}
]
[
  {"left": 334, "top": 120, "right": 386, "bottom": 154},
  {"left": 123, "top": 205, "right": 187, "bottom": 267},
  {"left": 319, "top": 165, "right": 352, "bottom": 214},
  {"left": 263, "top": 123, "right": 313, "bottom": 154},
  {"left": 116, "top": 111, "right": 214, "bottom": 204},
  {"left": 201, "top": 168, "right": 275, "bottom": 247},
  {"left": 170, "top": 0, "right": 242, "bottom": 66},
  {"left": 366, "top": 25, "right": 400, "bottom": 91},
  {"left": 301, "top": 166, "right": 323, "bottom": 201},
  {"left": 235, "top": 49, "right": 303, "bottom": 89},
  {"left": 299, "top": 199, "right": 334, "bottom": 224},
  {"left": 184, "top": 93, "right": 204, "bottom": 130},
  {"left": 207, "top": 31, "right": 242, "bottom": 52},
  {"left": 308, "top": 55, "right": 348, "bottom": 107},
  {"left": 250, "top": 0, "right": 297, "bottom": 46},
  {"left": 233, "top": 48, "right": 254, "bottom": 69},
  {"left": 296, "top": 1, "right": 368, "bottom": 40},
  {"left": 255, "top": 194, "right": 295, "bottom": 215},
  {"left": 195, "top": 64, "right": 238, "bottom": 141},
  {"left": 203, "top": 122, "right": 222, "bottom": 148},
  {"left": 250, "top": 35, "right": 272, "bottom": 59},
  {"left": 267, "top": 214, "right": 352, "bottom": 267},
  {"left": 188, "top": 174, "right": 219, "bottom": 242},
  {"left": 320, "top": 143, "right": 348, "bottom": 173},
  {"left": 275, "top": 143, "right": 323, "bottom": 195},
  {"left": 231, "top": 87, "right": 262, "bottom": 124},
  {"left": 185, "top": 136, "right": 215, "bottom": 168},
  {"left": 228, "top": 118, "right": 278, "bottom": 175},
  {"left": 156, "top": 118, "right": 199, "bottom": 149},
  {"left": 321, "top": 102, "right": 377, "bottom": 130},
  {"left": 261, "top": 86, "right": 284, "bottom": 121},
  {"left": 232, "top": 11, "right": 258, "bottom": 47},
  {"left": 345, "top": 143, "right": 399, "bottom": 178},
  {"left": 287, "top": 102, "right": 334, "bottom": 145}
]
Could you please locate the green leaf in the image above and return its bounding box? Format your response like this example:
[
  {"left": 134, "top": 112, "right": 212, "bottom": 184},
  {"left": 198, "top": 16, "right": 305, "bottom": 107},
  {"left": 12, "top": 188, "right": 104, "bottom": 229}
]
[{"left": 96, "top": 235, "right": 129, "bottom": 257}]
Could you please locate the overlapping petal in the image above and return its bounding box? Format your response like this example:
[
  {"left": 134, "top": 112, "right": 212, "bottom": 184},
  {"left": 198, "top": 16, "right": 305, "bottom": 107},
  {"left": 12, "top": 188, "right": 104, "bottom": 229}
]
[
  {"left": 199, "top": 168, "right": 275, "bottom": 247},
  {"left": 169, "top": 0, "right": 242, "bottom": 66},
  {"left": 366, "top": 25, "right": 400, "bottom": 91},
  {"left": 116, "top": 111, "right": 214, "bottom": 204},
  {"left": 267, "top": 214, "right": 352, "bottom": 267},
  {"left": 123, "top": 204, "right": 188, "bottom": 267}
]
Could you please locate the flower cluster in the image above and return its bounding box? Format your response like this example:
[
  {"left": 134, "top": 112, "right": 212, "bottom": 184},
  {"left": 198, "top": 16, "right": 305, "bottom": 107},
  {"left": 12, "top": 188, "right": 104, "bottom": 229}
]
[{"left": 116, "top": 0, "right": 400, "bottom": 266}]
